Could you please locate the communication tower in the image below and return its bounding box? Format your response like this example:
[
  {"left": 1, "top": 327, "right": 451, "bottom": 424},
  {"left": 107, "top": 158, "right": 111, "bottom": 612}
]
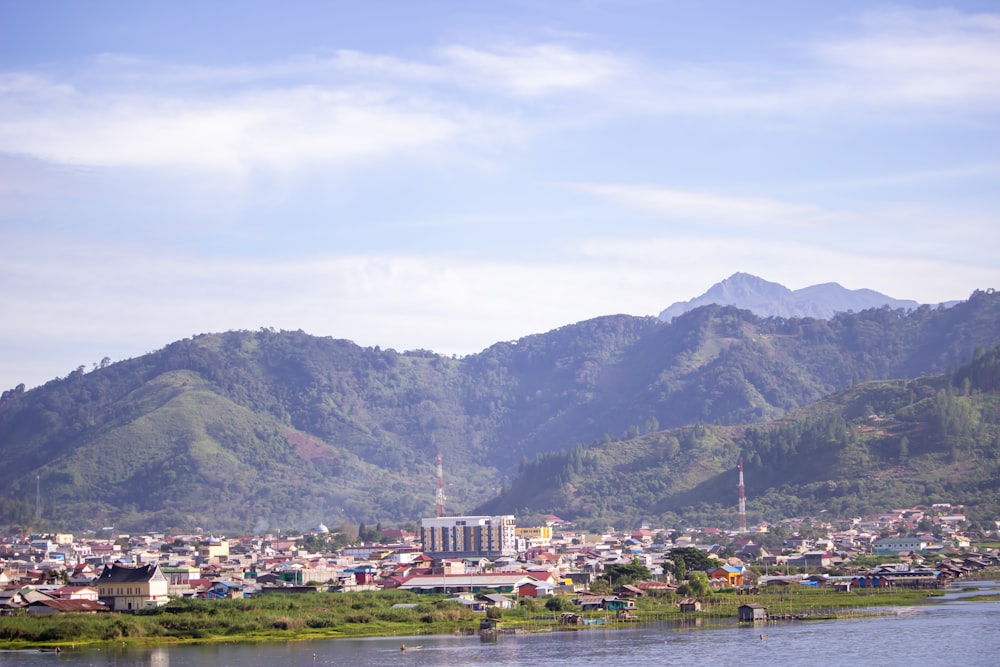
[
  {"left": 738, "top": 457, "right": 747, "bottom": 533},
  {"left": 436, "top": 452, "right": 447, "bottom": 517}
]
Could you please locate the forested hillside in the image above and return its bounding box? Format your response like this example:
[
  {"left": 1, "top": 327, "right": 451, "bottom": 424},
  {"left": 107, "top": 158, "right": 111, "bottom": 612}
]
[
  {"left": 478, "top": 347, "right": 1000, "bottom": 529},
  {"left": 1, "top": 290, "right": 998, "bottom": 533}
]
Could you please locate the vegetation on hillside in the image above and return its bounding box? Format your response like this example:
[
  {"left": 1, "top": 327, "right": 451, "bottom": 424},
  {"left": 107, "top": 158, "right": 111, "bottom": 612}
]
[
  {"left": 479, "top": 344, "right": 1000, "bottom": 529},
  {"left": 1, "top": 291, "right": 999, "bottom": 532}
]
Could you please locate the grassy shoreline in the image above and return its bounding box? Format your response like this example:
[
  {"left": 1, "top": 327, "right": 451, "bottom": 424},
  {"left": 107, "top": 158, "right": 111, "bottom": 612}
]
[{"left": 0, "top": 585, "right": 974, "bottom": 651}]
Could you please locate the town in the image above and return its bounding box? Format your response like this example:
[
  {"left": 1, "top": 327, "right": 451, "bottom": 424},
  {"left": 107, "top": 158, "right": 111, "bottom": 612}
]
[{"left": 2, "top": 501, "right": 997, "bottom": 618}]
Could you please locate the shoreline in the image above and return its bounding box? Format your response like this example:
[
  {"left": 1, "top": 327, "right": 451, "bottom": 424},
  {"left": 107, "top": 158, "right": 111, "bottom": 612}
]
[{"left": 1, "top": 583, "right": 979, "bottom": 652}]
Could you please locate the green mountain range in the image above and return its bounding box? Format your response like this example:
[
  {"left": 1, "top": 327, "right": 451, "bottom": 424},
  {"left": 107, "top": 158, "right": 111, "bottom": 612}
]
[{"left": 1, "top": 288, "right": 999, "bottom": 533}]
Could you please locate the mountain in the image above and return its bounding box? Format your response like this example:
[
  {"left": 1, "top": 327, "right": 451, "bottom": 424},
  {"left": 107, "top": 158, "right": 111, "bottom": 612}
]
[
  {"left": 1, "top": 289, "right": 999, "bottom": 533},
  {"left": 658, "top": 272, "right": 926, "bottom": 321},
  {"left": 476, "top": 351, "right": 1000, "bottom": 530}
]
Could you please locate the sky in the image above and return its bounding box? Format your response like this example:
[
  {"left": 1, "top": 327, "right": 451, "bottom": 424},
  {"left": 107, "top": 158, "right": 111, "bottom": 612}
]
[{"left": 2, "top": 1, "right": 999, "bottom": 391}]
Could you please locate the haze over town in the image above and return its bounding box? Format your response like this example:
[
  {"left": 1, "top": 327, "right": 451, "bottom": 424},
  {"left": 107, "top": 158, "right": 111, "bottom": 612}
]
[{"left": 2, "top": 1, "right": 999, "bottom": 391}]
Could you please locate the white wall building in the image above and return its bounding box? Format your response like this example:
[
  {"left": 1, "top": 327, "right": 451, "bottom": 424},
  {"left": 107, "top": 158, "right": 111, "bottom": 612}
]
[{"left": 420, "top": 515, "right": 517, "bottom": 558}]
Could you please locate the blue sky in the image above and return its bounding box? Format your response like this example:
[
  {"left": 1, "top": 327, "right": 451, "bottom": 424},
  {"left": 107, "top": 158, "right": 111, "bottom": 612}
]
[{"left": 2, "top": 1, "right": 999, "bottom": 391}]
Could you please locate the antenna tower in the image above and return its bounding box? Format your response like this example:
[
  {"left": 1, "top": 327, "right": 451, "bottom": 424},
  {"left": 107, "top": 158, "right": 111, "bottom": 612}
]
[
  {"left": 738, "top": 457, "right": 747, "bottom": 533},
  {"left": 435, "top": 452, "right": 446, "bottom": 517}
]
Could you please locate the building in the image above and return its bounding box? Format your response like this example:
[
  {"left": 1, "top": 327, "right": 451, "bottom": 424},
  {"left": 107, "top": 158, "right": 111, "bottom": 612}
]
[
  {"left": 679, "top": 598, "right": 702, "bottom": 612},
  {"left": 27, "top": 598, "right": 108, "bottom": 615},
  {"left": 420, "top": 515, "right": 517, "bottom": 559},
  {"left": 707, "top": 565, "right": 745, "bottom": 588},
  {"left": 198, "top": 537, "right": 230, "bottom": 561},
  {"left": 873, "top": 537, "right": 930, "bottom": 555},
  {"left": 577, "top": 596, "right": 636, "bottom": 612},
  {"left": 738, "top": 603, "right": 767, "bottom": 622},
  {"left": 397, "top": 573, "right": 540, "bottom": 595},
  {"left": 52, "top": 585, "right": 99, "bottom": 601},
  {"left": 516, "top": 526, "right": 553, "bottom": 545},
  {"left": 201, "top": 580, "right": 245, "bottom": 599},
  {"left": 95, "top": 563, "right": 169, "bottom": 612}
]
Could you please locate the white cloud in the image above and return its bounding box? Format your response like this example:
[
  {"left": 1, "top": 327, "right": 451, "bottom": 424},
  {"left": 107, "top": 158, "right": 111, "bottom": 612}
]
[
  {"left": 439, "top": 43, "right": 630, "bottom": 97},
  {"left": 805, "top": 8, "right": 1000, "bottom": 109},
  {"left": 4, "top": 216, "right": 996, "bottom": 391},
  {"left": 569, "top": 182, "right": 1000, "bottom": 268},
  {"left": 616, "top": 7, "right": 1000, "bottom": 117},
  {"left": 566, "top": 183, "right": 832, "bottom": 228},
  {"left": 0, "top": 81, "right": 480, "bottom": 171},
  {"left": 4, "top": 6, "right": 999, "bottom": 174}
]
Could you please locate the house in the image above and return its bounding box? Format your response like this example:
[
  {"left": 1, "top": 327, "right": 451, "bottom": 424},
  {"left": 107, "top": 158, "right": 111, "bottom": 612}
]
[
  {"left": 635, "top": 580, "right": 675, "bottom": 596},
  {"left": 679, "top": 598, "right": 702, "bottom": 612},
  {"left": 27, "top": 598, "right": 108, "bottom": 615},
  {"left": 850, "top": 575, "right": 892, "bottom": 589},
  {"left": 444, "top": 596, "right": 487, "bottom": 611},
  {"left": 0, "top": 588, "right": 28, "bottom": 611},
  {"left": 563, "top": 571, "right": 595, "bottom": 589},
  {"left": 201, "top": 580, "right": 244, "bottom": 599},
  {"left": 614, "top": 584, "right": 646, "bottom": 598},
  {"left": 788, "top": 552, "right": 833, "bottom": 568},
  {"left": 198, "top": 538, "right": 230, "bottom": 561},
  {"left": 707, "top": 565, "right": 744, "bottom": 588},
  {"left": 481, "top": 593, "right": 515, "bottom": 609},
  {"left": 736, "top": 543, "right": 771, "bottom": 561},
  {"left": 872, "top": 537, "right": 929, "bottom": 555},
  {"left": 397, "top": 573, "right": 540, "bottom": 595},
  {"left": 517, "top": 580, "right": 556, "bottom": 598},
  {"left": 576, "top": 596, "right": 636, "bottom": 612},
  {"left": 52, "top": 585, "right": 99, "bottom": 601},
  {"left": 738, "top": 603, "right": 767, "bottom": 622},
  {"left": 95, "top": 563, "right": 169, "bottom": 612},
  {"left": 68, "top": 563, "right": 99, "bottom": 585}
]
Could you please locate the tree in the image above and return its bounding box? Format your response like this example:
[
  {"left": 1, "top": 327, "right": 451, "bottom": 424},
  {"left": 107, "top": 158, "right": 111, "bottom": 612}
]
[
  {"left": 667, "top": 547, "right": 715, "bottom": 577},
  {"left": 599, "top": 558, "right": 651, "bottom": 588},
  {"left": 681, "top": 571, "right": 712, "bottom": 598},
  {"left": 545, "top": 596, "right": 574, "bottom": 612}
]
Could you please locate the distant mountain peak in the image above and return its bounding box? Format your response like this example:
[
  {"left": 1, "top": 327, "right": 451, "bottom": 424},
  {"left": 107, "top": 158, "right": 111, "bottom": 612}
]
[{"left": 659, "top": 273, "right": 921, "bottom": 321}]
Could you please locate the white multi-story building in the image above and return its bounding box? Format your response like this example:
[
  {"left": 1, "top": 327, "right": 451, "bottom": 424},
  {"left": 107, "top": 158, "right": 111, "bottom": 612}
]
[{"left": 420, "top": 515, "right": 517, "bottom": 558}]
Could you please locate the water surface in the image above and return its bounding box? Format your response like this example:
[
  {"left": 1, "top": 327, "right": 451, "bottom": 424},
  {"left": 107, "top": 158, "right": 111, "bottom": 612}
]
[{"left": 7, "top": 581, "right": 999, "bottom": 667}]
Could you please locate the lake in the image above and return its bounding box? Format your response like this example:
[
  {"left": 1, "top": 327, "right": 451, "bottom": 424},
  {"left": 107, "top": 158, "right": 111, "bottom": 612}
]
[{"left": 6, "top": 581, "right": 999, "bottom": 667}]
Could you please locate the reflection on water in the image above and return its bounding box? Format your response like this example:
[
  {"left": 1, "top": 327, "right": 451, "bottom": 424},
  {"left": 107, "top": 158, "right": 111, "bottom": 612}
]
[
  {"left": 149, "top": 646, "right": 169, "bottom": 667},
  {"left": 5, "top": 581, "right": 1000, "bottom": 667}
]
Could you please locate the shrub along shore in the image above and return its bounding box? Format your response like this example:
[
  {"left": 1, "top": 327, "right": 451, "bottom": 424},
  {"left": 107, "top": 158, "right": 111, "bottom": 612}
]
[{"left": 0, "top": 586, "right": 953, "bottom": 650}]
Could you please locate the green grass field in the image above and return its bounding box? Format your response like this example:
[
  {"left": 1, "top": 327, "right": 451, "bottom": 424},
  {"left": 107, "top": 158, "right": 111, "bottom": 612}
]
[{"left": 0, "top": 585, "right": 956, "bottom": 650}]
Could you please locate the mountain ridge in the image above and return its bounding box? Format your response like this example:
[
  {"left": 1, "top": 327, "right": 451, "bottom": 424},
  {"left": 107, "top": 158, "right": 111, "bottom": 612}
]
[
  {"left": 1, "top": 289, "right": 998, "bottom": 533},
  {"left": 658, "top": 272, "right": 937, "bottom": 321}
]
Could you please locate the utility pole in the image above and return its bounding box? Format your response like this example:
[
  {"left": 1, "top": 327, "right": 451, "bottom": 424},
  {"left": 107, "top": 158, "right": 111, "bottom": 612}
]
[
  {"left": 738, "top": 457, "right": 747, "bottom": 533},
  {"left": 435, "top": 452, "right": 447, "bottom": 518}
]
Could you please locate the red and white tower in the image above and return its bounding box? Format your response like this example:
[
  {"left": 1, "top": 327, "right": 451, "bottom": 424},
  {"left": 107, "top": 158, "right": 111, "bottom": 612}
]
[
  {"left": 435, "top": 451, "right": 447, "bottom": 518},
  {"left": 738, "top": 457, "right": 747, "bottom": 533}
]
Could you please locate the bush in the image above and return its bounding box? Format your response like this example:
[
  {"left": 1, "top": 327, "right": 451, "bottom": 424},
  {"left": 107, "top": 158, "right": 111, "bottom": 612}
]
[
  {"left": 544, "top": 596, "right": 574, "bottom": 612},
  {"left": 272, "top": 617, "right": 305, "bottom": 631},
  {"left": 344, "top": 612, "right": 373, "bottom": 624}
]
